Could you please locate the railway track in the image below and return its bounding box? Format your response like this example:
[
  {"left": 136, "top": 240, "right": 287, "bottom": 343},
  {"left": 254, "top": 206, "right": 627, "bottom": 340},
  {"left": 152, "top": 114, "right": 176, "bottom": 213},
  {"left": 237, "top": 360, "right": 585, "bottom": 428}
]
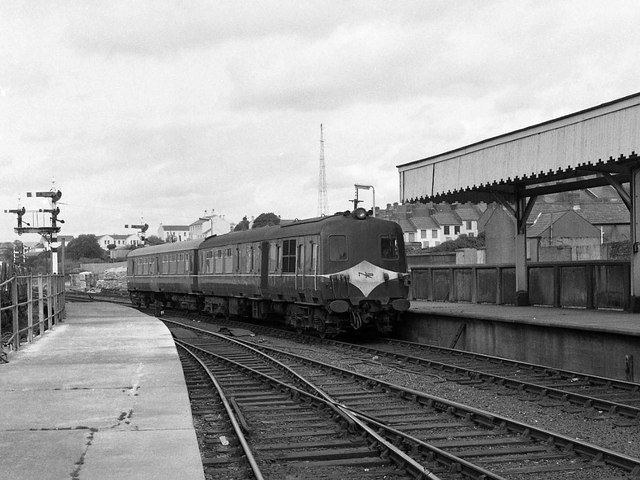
[
  {"left": 363, "top": 338, "right": 640, "bottom": 420},
  {"left": 65, "top": 291, "right": 131, "bottom": 304},
  {"left": 167, "top": 319, "right": 640, "bottom": 480},
  {"left": 186, "top": 314, "right": 640, "bottom": 423},
  {"left": 172, "top": 327, "right": 431, "bottom": 479}
]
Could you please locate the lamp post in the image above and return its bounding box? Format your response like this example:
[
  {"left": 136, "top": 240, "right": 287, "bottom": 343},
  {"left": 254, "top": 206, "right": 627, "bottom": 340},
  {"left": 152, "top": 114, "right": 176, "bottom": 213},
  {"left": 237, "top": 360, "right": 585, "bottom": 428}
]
[{"left": 354, "top": 184, "right": 375, "bottom": 216}]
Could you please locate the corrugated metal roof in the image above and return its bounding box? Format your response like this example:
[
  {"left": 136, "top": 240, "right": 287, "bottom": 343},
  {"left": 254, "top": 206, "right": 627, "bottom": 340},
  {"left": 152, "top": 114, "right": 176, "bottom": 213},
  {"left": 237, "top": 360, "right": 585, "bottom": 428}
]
[
  {"left": 398, "top": 92, "right": 640, "bottom": 203},
  {"left": 527, "top": 211, "right": 568, "bottom": 238},
  {"left": 529, "top": 201, "right": 629, "bottom": 226}
]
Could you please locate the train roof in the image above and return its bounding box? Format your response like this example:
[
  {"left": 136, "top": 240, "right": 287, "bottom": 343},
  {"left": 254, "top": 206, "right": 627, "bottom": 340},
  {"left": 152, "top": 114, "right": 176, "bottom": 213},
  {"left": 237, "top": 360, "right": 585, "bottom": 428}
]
[
  {"left": 126, "top": 238, "right": 205, "bottom": 258},
  {"left": 126, "top": 211, "right": 402, "bottom": 258},
  {"left": 200, "top": 211, "right": 400, "bottom": 249}
]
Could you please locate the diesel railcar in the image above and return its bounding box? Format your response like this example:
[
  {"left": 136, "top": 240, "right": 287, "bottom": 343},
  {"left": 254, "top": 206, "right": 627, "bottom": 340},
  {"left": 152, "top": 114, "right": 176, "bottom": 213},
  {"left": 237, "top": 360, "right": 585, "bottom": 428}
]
[{"left": 127, "top": 208, "right": 410, "bottom": 336}]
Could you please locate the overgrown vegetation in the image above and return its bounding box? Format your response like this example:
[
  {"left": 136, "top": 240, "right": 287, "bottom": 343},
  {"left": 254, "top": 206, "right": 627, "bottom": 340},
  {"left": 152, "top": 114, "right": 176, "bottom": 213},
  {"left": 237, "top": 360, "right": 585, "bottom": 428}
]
[{"left": 418, "top": 232, "right": 486, "bottom": 253}]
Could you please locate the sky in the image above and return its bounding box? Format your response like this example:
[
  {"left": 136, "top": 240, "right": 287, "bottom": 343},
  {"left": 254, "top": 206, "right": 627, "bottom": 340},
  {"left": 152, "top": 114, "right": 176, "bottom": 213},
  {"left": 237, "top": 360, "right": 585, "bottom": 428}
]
[{"left": 2, "top": 0, "right": 640, "bottom": 243}]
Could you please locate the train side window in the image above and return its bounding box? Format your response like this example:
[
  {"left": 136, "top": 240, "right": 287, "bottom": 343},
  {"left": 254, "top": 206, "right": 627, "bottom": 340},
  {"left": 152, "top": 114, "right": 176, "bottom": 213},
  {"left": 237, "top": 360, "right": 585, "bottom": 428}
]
[
  {"left": 215, "top": 250, "right": 223, "bottom": 273},
  {"left": 309, "top": 242, "right": 317, "bottom": 272},
  {"left": 329, "top": 235, "right": 347, "bottom": 261},
  {"left": 297, "top": 243, "right": 304, "bottom": 270},
  {"left": 282, "top": 239, "right": 296, "bottom": 273},
  {"left": 381, "top": 235, "right": 399, "bottom": 259},
  {"left": 249, "top": 246, "right": 255, "bottom": 272},
  {"left": 205, "top": 251, "right": 212, "bottom": 273},
  {"left": 235, "top": 247, "right": 240, "bottom": 272},
  {"left": 272, "top": 243, "right": 281, "bottom": 271}
]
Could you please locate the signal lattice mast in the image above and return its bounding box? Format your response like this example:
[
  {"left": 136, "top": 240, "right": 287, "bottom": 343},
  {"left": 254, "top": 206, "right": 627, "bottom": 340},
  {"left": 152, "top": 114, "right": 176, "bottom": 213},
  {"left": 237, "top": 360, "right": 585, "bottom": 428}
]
[{"left": 317, "top": 124, "right": 328, "bottom": 216}]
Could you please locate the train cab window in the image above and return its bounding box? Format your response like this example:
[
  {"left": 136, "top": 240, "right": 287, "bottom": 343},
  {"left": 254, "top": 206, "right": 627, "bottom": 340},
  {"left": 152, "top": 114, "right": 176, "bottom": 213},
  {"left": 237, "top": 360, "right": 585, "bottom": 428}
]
[
  {"left": 380, "top": 235, "right": 399, "bottom": 259},
  {"left": 329, "top": 235, "right": 347, "bottom": 261},
  {"left": 282, "top": 239, "right": 296, "bottom": 273}
]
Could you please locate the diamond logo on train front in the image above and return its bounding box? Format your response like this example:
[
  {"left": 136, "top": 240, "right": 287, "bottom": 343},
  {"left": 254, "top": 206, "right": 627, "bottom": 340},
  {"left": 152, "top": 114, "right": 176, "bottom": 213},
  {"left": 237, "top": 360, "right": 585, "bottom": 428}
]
[{"left": 323, "top": 260, "right": 401, "bottom": 297}]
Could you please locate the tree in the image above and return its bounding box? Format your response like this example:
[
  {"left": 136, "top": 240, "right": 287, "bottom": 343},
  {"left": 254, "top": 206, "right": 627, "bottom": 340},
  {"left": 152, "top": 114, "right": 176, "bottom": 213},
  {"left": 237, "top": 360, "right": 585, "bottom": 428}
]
[
  {"left": 145, "top": 235, "right": 164, "bottom": 246},
  {"left": 0, "top": 242, "right": 14, "bottom": 264},
  {"left": 66, "top": 234, "right": 105, "bottom": 261},
  {"left": 252, "top": 212, "right": 280, "bottom": 229},
  {"left": 234, "top": 216, "right": 250, "bottom": 232},
  {"left": 423, "top": 232, "right": 485, "bottom": 253}
]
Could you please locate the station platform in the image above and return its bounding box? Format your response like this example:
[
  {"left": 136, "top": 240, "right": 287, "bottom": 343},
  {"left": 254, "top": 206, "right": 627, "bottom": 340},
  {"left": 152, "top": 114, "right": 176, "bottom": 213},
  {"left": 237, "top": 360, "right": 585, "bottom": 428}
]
[
  {"left": 400, "top": 301, "right": 640, "bottom": 382},
  {"left": 0, "top": 302, "right": 205, "bottom": 480}
]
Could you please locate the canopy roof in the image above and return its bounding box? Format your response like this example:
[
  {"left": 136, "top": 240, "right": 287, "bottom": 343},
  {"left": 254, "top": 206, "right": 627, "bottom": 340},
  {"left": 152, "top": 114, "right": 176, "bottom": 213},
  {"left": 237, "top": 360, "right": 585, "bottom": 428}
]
[{"left": 398, "top": 92, "right": 640, "bottom": 204}]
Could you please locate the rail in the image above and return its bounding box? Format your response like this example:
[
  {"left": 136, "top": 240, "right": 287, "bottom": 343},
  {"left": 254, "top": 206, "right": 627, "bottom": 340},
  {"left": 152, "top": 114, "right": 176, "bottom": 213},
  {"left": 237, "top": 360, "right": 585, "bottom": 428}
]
[
  {"left": 0, "top": 273, "right": 65, "bottom": 361},
  {"left": 411, "top": 260, "right": 629, "bottom": 310}
]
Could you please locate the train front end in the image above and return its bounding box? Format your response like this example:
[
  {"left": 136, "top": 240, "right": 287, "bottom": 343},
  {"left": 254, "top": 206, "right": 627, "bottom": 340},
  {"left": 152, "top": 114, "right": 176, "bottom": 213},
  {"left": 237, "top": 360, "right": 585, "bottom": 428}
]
[{"left": 320, "top": 208, "right": 410, "bottom": 335}]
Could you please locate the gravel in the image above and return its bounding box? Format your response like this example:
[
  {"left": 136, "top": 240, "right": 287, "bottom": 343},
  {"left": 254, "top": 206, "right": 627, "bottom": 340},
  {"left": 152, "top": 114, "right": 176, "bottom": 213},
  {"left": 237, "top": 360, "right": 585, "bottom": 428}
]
[{"left": 243, "top": 334, "right": 640, "bottom": 461}]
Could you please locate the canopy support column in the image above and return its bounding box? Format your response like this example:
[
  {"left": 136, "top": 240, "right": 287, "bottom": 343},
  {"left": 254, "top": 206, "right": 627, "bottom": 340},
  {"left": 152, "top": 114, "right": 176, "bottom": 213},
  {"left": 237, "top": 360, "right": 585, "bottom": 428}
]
[
  {"left": 493, "top": 189, "right": 537, "bottom": 306},
  {"left": 630, "top": 167, "right": 640, "bottom": 311}
]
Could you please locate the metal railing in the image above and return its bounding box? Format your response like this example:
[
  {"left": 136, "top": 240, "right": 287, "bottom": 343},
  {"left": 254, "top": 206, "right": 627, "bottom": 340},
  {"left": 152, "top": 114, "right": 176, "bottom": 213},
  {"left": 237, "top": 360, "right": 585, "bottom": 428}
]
[
  {"left": 411, "top": 260, "right": 630, "bottom": 310},
  {"left": 1, "top": 274, "right": 65, "bottom": 361}
]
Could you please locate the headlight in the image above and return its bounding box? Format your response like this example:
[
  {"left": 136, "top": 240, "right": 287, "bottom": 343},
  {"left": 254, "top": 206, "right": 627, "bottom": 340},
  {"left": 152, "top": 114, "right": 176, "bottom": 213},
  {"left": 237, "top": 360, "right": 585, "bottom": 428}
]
[{"left": 354, "top": 208, "right": 368, "bottom": 219}]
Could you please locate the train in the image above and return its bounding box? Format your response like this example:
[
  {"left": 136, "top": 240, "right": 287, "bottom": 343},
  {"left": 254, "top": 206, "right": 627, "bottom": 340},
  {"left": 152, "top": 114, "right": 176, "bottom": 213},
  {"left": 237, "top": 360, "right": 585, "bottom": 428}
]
[{"left": 126, "top": 208, "right": 410, "bottom": 336}]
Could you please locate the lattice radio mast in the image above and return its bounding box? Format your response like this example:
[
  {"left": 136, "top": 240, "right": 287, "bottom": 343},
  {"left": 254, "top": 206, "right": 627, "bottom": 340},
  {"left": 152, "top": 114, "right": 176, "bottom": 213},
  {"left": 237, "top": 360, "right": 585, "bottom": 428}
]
[{"left": 317, "top": 124, "right": 328, "bottom": 216}]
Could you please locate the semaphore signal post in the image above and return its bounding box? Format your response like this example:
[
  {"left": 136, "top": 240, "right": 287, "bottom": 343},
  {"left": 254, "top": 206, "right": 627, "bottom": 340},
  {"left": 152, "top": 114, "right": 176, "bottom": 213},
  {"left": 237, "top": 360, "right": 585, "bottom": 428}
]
[{"left": 5, "top": 189, "right": 63, "bottom": 274}]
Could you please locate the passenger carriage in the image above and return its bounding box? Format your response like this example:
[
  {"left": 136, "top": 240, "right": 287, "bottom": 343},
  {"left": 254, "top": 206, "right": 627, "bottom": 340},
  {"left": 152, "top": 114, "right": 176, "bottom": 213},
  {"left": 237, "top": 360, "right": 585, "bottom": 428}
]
[{"left": 126, "top": 209, "right": 410, "bottom": 336}]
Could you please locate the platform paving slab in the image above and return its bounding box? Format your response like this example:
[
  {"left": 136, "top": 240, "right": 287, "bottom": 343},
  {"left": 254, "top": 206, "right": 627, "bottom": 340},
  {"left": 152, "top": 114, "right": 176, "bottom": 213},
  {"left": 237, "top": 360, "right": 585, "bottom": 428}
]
[{"left": 0, "top": 302, "right": 205, "bottom": 480}]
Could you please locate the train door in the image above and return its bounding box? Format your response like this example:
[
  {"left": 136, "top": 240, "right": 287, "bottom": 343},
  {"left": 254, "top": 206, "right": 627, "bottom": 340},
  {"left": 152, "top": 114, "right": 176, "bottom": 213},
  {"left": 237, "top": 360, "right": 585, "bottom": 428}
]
[{"left": 260, "top": 242, "right": 269, "bottom": 291}]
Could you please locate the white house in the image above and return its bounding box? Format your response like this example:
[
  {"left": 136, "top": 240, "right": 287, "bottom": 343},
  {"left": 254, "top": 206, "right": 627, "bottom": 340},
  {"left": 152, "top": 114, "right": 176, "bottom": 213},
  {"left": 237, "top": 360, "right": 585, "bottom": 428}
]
[
  {"left": 157, "top": 224, "right": 190, "bottom": 243},
  {"left": 97, "top": 234, "right": 141, "bottom": 250}
]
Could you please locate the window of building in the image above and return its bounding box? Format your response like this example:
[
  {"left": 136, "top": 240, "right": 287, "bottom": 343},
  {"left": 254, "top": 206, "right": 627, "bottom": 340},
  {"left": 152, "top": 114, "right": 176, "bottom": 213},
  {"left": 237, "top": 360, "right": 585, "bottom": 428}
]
[
  {"left": 466, "top": 221, "right": 473, "bottom": 230},
  {"left": 329, "top": 235, "right": 347, "bottom": 261},
  {"left": 444, "top": 226, "right": 450, "bottom": 235},
  {"left": 454, "top": 225, "right": 460, "bottom": 235},
  {"left": 420, "top": 229, "right": 427, "bottom": 237},
  {"left": 282, "top": 239, "right": 297, "bottom": 272},
  {"left": 380, "top": 235, "right": 399, "bottom": 259},
  {"left": 408, "top": 232, "right": 415, "bottom": 242},
  {"left": 431, "top": 229, "right": 438, "bottom": 238}
]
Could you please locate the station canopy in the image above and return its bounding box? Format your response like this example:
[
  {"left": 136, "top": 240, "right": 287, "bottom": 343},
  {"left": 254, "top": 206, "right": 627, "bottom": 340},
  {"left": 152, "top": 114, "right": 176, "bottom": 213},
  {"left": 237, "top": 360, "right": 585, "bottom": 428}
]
[{"left": 397, "top": 93, "right": 640, "bottom": 207}]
